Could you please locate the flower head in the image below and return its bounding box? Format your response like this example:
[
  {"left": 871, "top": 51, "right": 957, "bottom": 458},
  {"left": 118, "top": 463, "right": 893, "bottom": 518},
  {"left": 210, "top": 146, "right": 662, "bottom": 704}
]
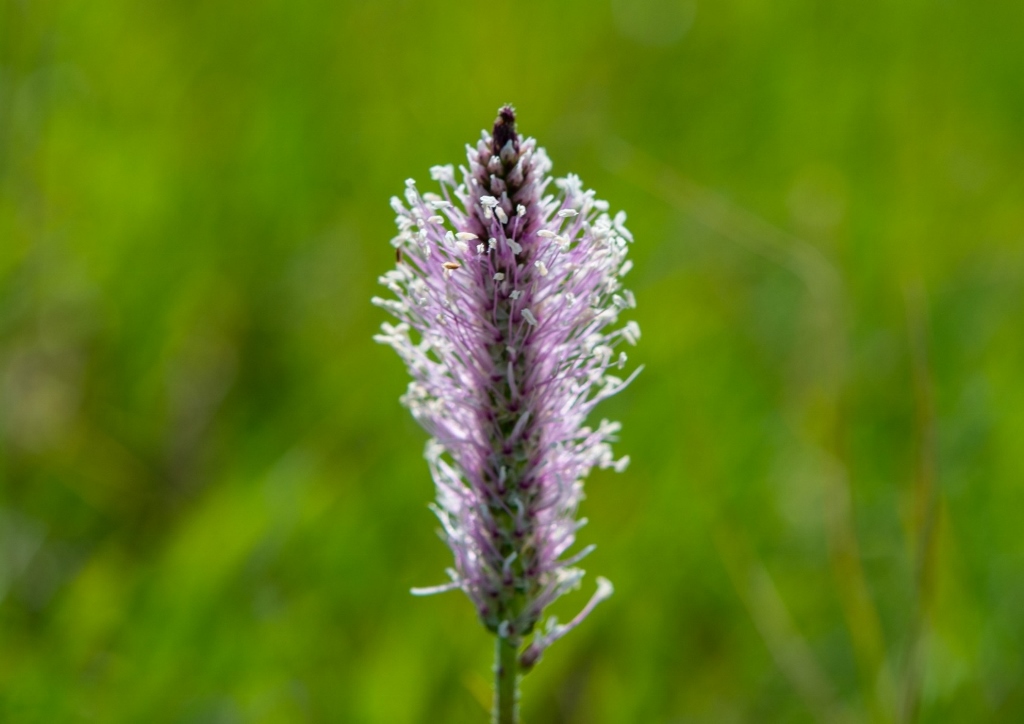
[{"left": 374, "top": 106, "right": 639, "bottom": 664}]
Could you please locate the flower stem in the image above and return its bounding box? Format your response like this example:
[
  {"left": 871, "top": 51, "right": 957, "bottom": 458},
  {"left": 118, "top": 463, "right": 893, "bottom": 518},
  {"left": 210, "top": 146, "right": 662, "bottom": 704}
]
[{"left": 494, "top": 636, "right": 520, "bottom": 724}]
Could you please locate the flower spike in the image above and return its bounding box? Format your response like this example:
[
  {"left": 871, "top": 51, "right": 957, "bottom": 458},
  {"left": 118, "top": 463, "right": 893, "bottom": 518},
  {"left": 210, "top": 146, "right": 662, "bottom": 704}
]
[{"left": 375, "top": 106, "right": 639, "bottom": 672}]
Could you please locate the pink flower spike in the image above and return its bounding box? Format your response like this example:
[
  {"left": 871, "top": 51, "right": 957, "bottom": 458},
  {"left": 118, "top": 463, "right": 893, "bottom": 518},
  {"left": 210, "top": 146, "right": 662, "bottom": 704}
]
[{"left": 374, "top": 106, "right": 638, "bottom": 658}]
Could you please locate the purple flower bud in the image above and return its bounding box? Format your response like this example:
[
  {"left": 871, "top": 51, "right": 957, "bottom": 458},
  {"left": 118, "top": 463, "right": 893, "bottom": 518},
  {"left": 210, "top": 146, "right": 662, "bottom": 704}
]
[{"left": 374, "top": 106, "right": 639, "bottom": 663}]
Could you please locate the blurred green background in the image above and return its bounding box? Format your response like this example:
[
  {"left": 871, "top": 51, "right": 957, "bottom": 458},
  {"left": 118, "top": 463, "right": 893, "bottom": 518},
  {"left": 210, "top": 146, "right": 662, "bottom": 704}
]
[{"left": 2, "top": 0, "right": 1023, "bottom": 721}]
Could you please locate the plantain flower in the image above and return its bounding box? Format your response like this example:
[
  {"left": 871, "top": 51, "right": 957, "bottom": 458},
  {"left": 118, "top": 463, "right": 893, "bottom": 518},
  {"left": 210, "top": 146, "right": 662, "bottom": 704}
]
[{"left": 373, "top": 106, "right": 639, "bottom": 684}]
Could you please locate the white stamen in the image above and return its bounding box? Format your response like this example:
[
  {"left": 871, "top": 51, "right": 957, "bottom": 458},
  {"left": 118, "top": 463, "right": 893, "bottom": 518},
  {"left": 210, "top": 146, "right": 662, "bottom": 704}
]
[
  {"left": 557, "top": 209, "right": 578, "bottom": 218},
  {"left": 456, "top": 232, "right": 478, "bottom": 241},
  {"left": 493, "top": 272, "right": 505, "bottom": 281},
  {"left": 477, "top": 243, "right": 485, "bottom": 254},
  {"left": 510, "top": 290, "right": 522, "bottom": 300},
  {"left": 429, "top": 164, "right": 455, "bottom": 185},
  {"left": 508, "top": 239, "right": 523, "bottom": 255},
  {"left": 623, "top": 321, "right": 641, "bottom": 345},
  {"left": 537, "top": 230, "right": 556, "bottom": 239},
  {"left": 428, "top": 215, "right": 445, "bottom": 224},
  {"left": 517, "top": 204, "right": 526, "bottom": 217},
  {"left": 521, "top": 308, "right": 538, "bottom": 326},
  {"left": 480, "top": 195, "right": 499, "bottom": 208},
  {"left": 488, "top": 238, "right": 497, "bottom": 251},
  {"left": 410, "top": 581, "right": 460, "bottom": 596},
  {"left": 535, "top": 261, "right": 549, "bottom": 277},
  {"left": 495, "top": 207, "right": 508, "bottom": 224}
]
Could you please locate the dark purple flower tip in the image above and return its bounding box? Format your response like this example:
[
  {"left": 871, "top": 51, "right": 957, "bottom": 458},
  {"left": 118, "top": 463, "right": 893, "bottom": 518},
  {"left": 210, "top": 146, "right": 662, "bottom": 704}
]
[
  {"left": 519, "top": 643, "right": 541, "bottom": 671},
  {"left": 492, "top": 104, "right": 519, "bottom": 158}
]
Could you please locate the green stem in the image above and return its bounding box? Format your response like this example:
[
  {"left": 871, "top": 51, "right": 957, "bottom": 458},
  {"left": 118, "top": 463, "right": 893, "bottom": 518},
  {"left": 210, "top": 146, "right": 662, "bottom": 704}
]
[{"left": 494, "top": 636, "right": 520, "bottom": 724}]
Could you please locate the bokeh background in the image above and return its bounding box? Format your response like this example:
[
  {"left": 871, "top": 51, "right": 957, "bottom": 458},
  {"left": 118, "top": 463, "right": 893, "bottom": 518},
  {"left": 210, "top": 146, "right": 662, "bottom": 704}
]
[{"left": 2, "top": 0, "right": 1023, "bottom": 722}]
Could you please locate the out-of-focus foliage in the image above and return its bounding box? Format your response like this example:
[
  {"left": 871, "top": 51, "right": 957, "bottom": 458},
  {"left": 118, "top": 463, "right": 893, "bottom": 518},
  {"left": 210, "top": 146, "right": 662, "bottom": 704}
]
[{"left": 2, "top": 0, "right": 1022, "bottom": 721}]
